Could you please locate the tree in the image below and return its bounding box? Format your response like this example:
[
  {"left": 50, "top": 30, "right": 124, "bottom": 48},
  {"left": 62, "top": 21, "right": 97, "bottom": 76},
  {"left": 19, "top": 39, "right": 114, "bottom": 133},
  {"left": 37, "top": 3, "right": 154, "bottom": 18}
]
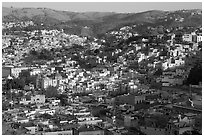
[
  {"left": 19, "top": 70, "right": 30, "bottom": 78},
  {"left": 128, "top": 61, "right": 139, "bottom": 70},
  {"left": 91, "top": 106, "right": 107, "bottom": 117},
  {"left": 45, "top": 86, "right": 58, "bottom": 98},
  {"left": 3, "top": 79, "right": 12, "bottom": 90},
  {"left": 29, "top": 49, "right": 38, "bottom": 56},
  {"left": 154, "top": 68, "right": 163, "bottom": 76},
  {"left": 57, "top": 94, "right": 69, "bottom": 106},
  {"left": 186, "top": 61, "right": 202, "bottom": 85},
  {"left": 11, "top": 78, "right": 25, "bottom": 90},
  {"left": 2, "top": 101, "right": 10, "bottom": 111},
  {"left": 150, "top": 80, "right": 162, "bottom": 90},
  {"left": 38, "top": 49, "right": 53, "bottom": 60},
  {"left": 19, "top": 70, "right": 37, "bottom": 86},
  {"left": 153, "top": 114, "right": 169, "bottom": 128}
]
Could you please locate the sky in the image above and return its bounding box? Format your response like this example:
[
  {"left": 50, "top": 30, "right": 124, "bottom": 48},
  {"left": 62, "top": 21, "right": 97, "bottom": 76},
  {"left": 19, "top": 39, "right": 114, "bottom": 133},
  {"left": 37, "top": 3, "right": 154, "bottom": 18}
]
[{"left": 2, "top": 2, "right": 202, "bottom": 13}]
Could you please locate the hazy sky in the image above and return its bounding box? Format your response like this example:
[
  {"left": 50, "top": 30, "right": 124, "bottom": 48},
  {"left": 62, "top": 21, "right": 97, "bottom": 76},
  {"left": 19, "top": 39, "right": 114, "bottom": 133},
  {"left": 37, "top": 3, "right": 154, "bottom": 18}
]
[{"left": 2, "top": 2, "right": 202, "bottom": 13}]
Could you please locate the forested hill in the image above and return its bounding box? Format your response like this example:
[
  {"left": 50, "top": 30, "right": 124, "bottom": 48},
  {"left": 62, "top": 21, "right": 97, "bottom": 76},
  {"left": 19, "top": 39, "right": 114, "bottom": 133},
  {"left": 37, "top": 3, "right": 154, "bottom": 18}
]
[{"left": 3, "top": 7, "right": 202, "bottom": 36}]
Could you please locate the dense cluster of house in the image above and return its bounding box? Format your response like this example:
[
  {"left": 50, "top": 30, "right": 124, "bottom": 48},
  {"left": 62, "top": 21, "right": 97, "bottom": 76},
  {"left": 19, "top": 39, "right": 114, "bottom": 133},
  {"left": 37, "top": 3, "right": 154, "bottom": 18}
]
[
  {"left": 2, "top": 21, "right": 202, "bottom": 135},
  {"left": 2, "top": 21, "right": 35, "bottom": 29},
  {"left": 2, "top": 84, "right": 202, "bottom": 135},
  {"left": 3, "top": 94, "right": 103, "bottom": 135}
]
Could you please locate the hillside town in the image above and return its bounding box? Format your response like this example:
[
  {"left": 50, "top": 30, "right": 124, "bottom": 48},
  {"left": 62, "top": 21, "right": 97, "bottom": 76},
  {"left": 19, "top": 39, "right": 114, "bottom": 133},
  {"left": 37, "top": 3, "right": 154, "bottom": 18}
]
[{"left": 2, "top": 9, "right": 202, "bottom": 135}]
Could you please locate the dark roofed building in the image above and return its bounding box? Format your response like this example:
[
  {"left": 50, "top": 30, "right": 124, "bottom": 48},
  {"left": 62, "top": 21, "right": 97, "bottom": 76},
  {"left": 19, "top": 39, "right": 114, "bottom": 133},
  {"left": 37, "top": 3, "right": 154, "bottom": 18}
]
[
  {"left": 2, "top": 67, "right": 11, "bottom": 78},
  {"left": 78, "top": 125, "right": 104, "bottom": 135}
]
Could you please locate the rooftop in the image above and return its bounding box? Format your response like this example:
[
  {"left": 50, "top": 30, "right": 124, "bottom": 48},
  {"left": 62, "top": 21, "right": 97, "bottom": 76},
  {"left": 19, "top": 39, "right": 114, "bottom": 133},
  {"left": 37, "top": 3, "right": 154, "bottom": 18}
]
[{"left": 78, "top": 125, "right": 103, "bottom": 132}]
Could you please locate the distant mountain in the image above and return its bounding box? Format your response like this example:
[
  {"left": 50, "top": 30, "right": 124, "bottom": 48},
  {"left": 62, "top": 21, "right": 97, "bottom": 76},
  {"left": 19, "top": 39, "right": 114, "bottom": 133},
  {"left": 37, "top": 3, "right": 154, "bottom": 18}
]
[
  {"left": 2, "top": 7, "right": 115, "bottom": 22},
  {"left": 2, "top": 7, "right": 202, "bottom": 36}
]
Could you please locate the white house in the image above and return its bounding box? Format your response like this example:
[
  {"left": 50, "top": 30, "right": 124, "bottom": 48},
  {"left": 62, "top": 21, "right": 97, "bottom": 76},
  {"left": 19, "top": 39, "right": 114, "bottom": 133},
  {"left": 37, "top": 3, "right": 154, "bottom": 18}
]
[
  {"left": 31, "top": 95, "right": 45, "bottom": 104},
  {"left": 30, "top": 68, "right": 41, "bottom": 76},
  {"left": 183, "top": 34, "right": 192, "bottom": 42},
  {"left": 197, "top": 34, "right": 202, "bottom": 43},
  {"left": 25, "top": 126, "right": 38, "bottom": 135}
]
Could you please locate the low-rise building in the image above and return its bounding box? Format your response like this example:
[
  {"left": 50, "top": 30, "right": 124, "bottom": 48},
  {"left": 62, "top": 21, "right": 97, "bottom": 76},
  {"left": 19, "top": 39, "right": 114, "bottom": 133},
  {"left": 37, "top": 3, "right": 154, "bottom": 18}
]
[
  {"left": 78, "top": 125, "right": 105, "bottom": 135},
  {"left": 31, "top": 95, "right": 45, "bottom": 104}
]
